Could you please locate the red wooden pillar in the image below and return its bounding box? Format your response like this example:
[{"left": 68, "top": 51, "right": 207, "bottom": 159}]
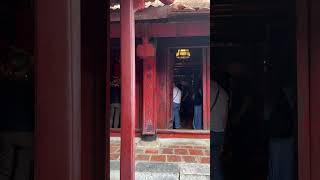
[
  {"left": 202, "top": 48, "right": 210, "bottom": 130},
  {"left": 309, "top": 0, "right": 320, "bottom": 179},
  {"left": 142, "top": 59, "right": 157, "bottom": 135},
  {"left": 35, "top": 0, "right": 81, "bottom": 179},
  {"left": 120, "top": 0, "right": 136, "bottom": 179},
  {"left": 297, "top": 0, "right": 310, "bottom": 179},
  {"left": 81, "top": 0, "right": 108, "bottom": 179},
  {"left": 36, "top": 0, "right": 108, "bottom": 179},
  {"left": 297, "top": 0, "right": 320, "bottom": 179},
  {"left": 137, "top": 37, "right": 157, "bottom": 137}
]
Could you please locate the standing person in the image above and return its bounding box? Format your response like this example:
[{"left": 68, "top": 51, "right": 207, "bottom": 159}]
[
  {"left": 193, "top": 83, "right": 203, "bottom": 129},
  {"left": 172, "top": 82, "right": 182, "bottom": 129},
  {"left": 264, "top": 61, "right": 295, "bottom": 180},
  {"left": 110, "top": 75, "right": 121, "bottom": 128},
  {"left": 227, "top": 61, "right": 256, "bottom": 180},
  {"left": 210, "top": 74, "right": 230, "bottom": 180}
]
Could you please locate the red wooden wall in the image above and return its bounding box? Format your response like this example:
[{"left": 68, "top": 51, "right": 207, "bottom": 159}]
[
  {"left": 36, "top": 0, "right": 108, "bottom": 179},
  {"left": 309, "top": 0, "right": 320, "bottom": 179},
  {"left": 297, "top": 0, "right": 320, "bottom": 179},
  {"left": 36, "top": 0, "right": 82, "bottom": 179}
]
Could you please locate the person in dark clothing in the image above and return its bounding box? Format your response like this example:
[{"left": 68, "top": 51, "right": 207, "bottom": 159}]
[
  {"left": 110, "top": 76, "right": 121, "bottom": 128},
  {"left": 192, "top": 83, "right": 203, "bottom": 129},
  {"left": 227, "top": 61, "right": 259, "bottom": 180},
  {"left": 264, "top": 60, "right": 295, "bottom": 180}
]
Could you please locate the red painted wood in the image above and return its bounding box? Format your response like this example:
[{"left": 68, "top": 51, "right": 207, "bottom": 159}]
[
  {"left": 120, "top": 0, "right": 136, "bottom": 179},
  {"left": 106, "top": 1, "right": 111, "bottom": 179},
  {"left": 309, "top": 0, "right": 320, "bottom": 179},
  {"left": 134, "top": 0, "right": 144, "bottom": 11},
  {"left": 167, "top": 49, "right": 174, "bottom": 129},
  {"left": 110, "top": 129, "right": 142, "bottom": 137},
  {"left": 296, "top": 0, "right": 311, "bottom": 179},
  {"left": 136, "top": 60, "right": 142, "bottom": 129},
  {"left": 137, "top": 38, "right": 157, "bottom": 134},
  {"left": 110, "top": 129, "right": 210, "bottom": 139},
  {"left": 81, "top": 0, "right": 108, "bottom": 179},
  {"left": 110, "top": 22, "right": 210, "bottom": 38},
  {"left": 202, "top": 48, "right": 210, "bottom": 130},
  {"left": 156, "top": 45, "right": 169, "bottom": 129},
  {"left": 142, "top": 58, "right": 157, "bottom": 134},
  {"left": 35, "top": 0, "right": 81, "bottom": 179},
  {"left": 157, "top": 134, "right": 210, "bottom": 139}
]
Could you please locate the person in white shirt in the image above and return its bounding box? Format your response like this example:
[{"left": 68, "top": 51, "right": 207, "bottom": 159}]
[
  {"left": 210, "top": 78, "right": 229, "bottom": 180},
  {"left": 172, "top": 82, "right": 182, "bottom": 129}
]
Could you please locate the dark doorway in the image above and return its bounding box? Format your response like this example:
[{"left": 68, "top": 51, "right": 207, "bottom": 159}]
[
  {"left": 211, "top": 0, "right": 298, "bottom": 180},
  {"left": 171, "top": 48, "right": 203, "bottom": 129},
  {"left": 0, "top": 0, "right": 35, "bottom": 179}
]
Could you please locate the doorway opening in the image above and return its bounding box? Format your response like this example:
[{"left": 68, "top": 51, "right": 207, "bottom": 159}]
[
  {"left": 170, "top": 48, "right": 204, "bottom": 130},
  {"left": 0, "top": 0, "right": 35, "bottom": 179}
]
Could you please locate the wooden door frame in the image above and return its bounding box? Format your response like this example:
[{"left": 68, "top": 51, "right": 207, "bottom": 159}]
[
  {"left": 297, "top": 0, "right": 320, "bottom": 179},
  {"left": 166, "top": 46, "right": 210, "bottom": 131},
  {"left": 35, "top": 0, "right": 109, "bottom": 179},
  {"left": 296, "top": 0, "right": 310, "bottom": 179}
]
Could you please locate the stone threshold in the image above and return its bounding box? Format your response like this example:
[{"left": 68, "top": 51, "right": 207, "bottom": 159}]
[{"left": 110, "top": 160, "right": 210, "bottom": 180}]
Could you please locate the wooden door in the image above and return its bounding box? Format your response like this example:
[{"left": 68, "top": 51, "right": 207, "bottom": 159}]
[{"left": 202, "top": 48, "right": 210, "bottom": 130}]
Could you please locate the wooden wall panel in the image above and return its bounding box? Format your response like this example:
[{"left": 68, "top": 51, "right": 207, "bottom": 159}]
[
  {"left": 296, "top": 0, "right": 310, "bottom": 179},
  {"left": 309, "top": 0, "right": 320, "bottom": 179},
  {"left": 81, "top": 0, "right": 108, "bottom": 179},
  {"left": 156, "top": 40, "right": 169, "bottom": 129},
  {"left": 35, "top": 0, "right": 81, "bottom": 179}
]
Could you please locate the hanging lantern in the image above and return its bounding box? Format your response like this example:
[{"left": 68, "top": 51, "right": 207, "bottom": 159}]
[
  {"left": 159, "top": 0, "right": 175, "bottom": 5},
  {"left": 176, "top": 49, "right": 191, "bottom": 60}
]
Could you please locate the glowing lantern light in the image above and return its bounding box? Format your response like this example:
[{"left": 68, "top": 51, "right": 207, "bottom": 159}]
[{"left": 176, "top": 49, "right": 191, "bottom": 60}]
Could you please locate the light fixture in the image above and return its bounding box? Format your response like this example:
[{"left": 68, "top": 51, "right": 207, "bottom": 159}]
[{"left": 176, "top": 49, "right": 191, "bottom": 60}]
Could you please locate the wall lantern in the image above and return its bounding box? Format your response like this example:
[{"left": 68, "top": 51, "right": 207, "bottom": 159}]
[{"left": 176, "top": 49, "right": 191, "bottom": 60}]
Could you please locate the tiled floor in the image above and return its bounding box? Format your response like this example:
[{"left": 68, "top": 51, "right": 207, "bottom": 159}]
[{"left": 109, "top": 137, "right": 210, "bottom": 165}]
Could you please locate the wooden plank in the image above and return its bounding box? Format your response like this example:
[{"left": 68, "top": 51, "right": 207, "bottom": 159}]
[
  {"left": 296, "top": 0, "right": 311, "bottom": 180},
  {"left": 120, "top": 0, "right": 136, "bottom": 179},
  {"left": 111, "top": 129, "right": 210, "bottom": 138},
  {"left": 81, "top": 0, "right": 108, "bottom": 179},
  {"left": 111, "top": 6, "right": 170, "bottom": 21},
  {"left": 156, "top": 40, "right": 169, "bottom": 129},
  {"left": 309, "top": 0, "right": 320, "bottom": 179},
  {"left": 202, "top": 48, "right": 210, "bottom": 130},
  {"left": 110, "top": 22, "right": 210, "bottom": 38},
  {"left": 35, "top": 0, "right": 81, "bottom": 179},
  {"left": 111, "top": 128, "right": 142, "bottom": 137},
  {"left": 157, "top": 133, "right": 210, "bottom": 139}
]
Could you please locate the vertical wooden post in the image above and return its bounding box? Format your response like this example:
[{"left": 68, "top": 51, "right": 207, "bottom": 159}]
[
  {"left": 137, "top": 37, "right": 157, "bottom": 137},
  {"left": 142, "top": 58, "right": 157, "bottom": 136},
  {"left": 81, "top": 0, "right": 108, "bottom": 179},
  {"left": 296, "top": 0, "right": 310, "bottom": 180},
  {"left": 35, "top": 0, "right": 81, "bottom": 179},
  {"left": 120, "top": 0, "right": 136, "bottom": 179},
  {"left": 309, "top": 0, "right": 320, "bottom": 179},
  {"left": 202, "top": 48, "right": 210, "bottom": 130}
]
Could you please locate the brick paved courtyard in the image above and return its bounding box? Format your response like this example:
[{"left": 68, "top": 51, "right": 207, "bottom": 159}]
[{"left": 109, "top": 137, "right": 210, "bottom": 165}]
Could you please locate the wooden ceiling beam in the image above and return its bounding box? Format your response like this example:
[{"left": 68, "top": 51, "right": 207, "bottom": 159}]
[{"left": 110, "top": 22, "right": 209, "bottom": 38}]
